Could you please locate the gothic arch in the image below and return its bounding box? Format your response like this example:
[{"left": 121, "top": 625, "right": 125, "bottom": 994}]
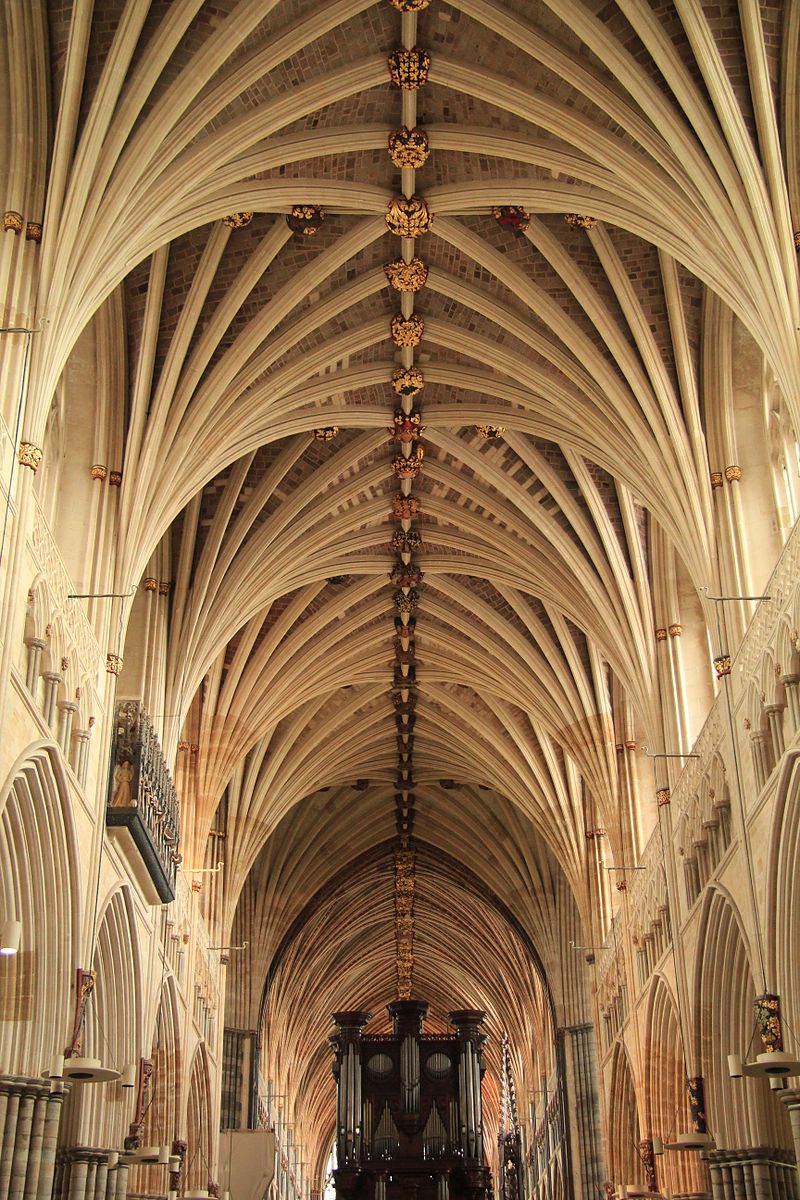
[
  {"left": 185, "top": 1042, "right": 213, "bottom": 1192},
  {"left": 643, "top": 975, "right": 705, "bottom": 1196},
  {"left": 607, "top": 1041, "right": 642, "bottom": 1189},
  {"left": 0, "top": 743, "right": 80, "bottom": 1075},
  {"left": 695, "top": 885, "right": 790, "bottom": 1151},
  {"left": 765, "top": 750, "right": 800, "bottom": 1030},
  {"left": 62, "top": 886, "right": 143, "bottom": 1151}
]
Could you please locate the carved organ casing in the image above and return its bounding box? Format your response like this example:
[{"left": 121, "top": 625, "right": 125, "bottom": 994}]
[{"left": 331, "top": 1001, "right": 491, "bottom": 1200}]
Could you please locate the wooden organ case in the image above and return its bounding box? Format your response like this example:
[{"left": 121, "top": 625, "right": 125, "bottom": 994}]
[{"left": 331, "top": 1001, "right": 491, "bottom": 1200}]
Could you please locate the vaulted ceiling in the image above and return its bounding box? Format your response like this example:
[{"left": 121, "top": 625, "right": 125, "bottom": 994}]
[{"left": 21, "top": 0, "right": 800, "bottom": 1173}]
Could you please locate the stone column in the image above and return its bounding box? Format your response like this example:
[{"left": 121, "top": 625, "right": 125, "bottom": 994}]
[
  {"left": 67, "top": 1151, "right": 89, "bottom": 1200},
  {"left": 22, "top": 1091, "right": 47, "bottom": 1200},
  {"left": 73, "top": 731, "right": 92, "bottom": 788},
  {"left": 0, "top": 1083, "right": 22, "bottom": 1200},
  {"left": 35, "top": 1090, "right": 65, "bottom": 1200},
  {"left": 765, "top": 705, "right": 786, "bottom": 759},
  {"left": 781, "top": 676, "right": 800, "bottom": 732},
  {"left": 91, "top": 1157, "right": 107, "bottom": 1200},
  {"left": 779, "top": 1090, "right": 800, "bottom": 1181},
  {"left": 24, "top": 639, "right": 46, "bottom": 693},
  {"left": 8, "top": 1087, "right": 35, "bottom": 1200},
  {"left": 750, "top": 733, "right": 768, "bottom": 790},
  {"left": 112, "top": 1160, "right": 128, "bottom": 1200},
  {"left": 41, "top": 672, "right": 63, "bottom": 728},
  {"left": 560, "top": 1025, "right": 605, "bottom": 1200},
  {"left": 57, "top": 701, "right": 79, "bottom": 757},
  {"left": 83, "top": 1159, "right": 97, "bottom": 1200}
]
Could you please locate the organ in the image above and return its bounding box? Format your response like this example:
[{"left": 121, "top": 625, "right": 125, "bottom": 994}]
[{"left": 330, "top": 1001, "right": 491, "bottom": 1200}]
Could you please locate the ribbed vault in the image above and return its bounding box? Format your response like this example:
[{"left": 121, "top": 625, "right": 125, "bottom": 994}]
[{"left": 15, "top": 0, "right": 800, "bottom": 1186}]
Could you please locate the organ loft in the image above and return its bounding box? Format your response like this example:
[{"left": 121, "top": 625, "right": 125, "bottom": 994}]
[{"left": 330, "top": 1004, "right": 493, "bottom": 1200}]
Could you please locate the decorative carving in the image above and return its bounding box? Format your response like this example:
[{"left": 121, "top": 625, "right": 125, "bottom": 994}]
[
  {"left": 655, "top": 627, "right": 668, "bottom": 642},
  {"left": 108, "top": 699, "right": 180, "bottom": 902},
  {"left": 222, "top": 212, "right": 253, "bottom": 228},
  {"left": 286, "top": 205, "right": 325, "bottom": 235},
  {"left": 17, "top": 442, "right": 43, "bottom": 472},
  {"left": 390, "top": 409, "right": 425, "bottom": 442},
  {"left": 668, "top": 623, "right": 682, "bottom": 637},
  {"left": 564, "top": 213, "right": 597, "bottom": 229},
  {"left": 386, "top": 195, "right": 433, "bottom": 238},
  {"left": 3, "top": 211, "right": 23, "bottom": 234},
  {"left": 90, "top": 463, "right": 108, "bottom": 481},
  {"left": 313, "top": 426, "right": 340, "bottom": 441},
  {"left": 639, "top": 1140, "right": 657, "bottom": 1193},
  {"left": 394, "top": 588, "right": 419, "bottom": 613},
  {"left": 388, "top": 0, "right": 432, "bottom": 9},
  {"left": 392, "top": 448, "right": 424, "bottom": 479},
  {"left": 392, "top": 495, "right": 421, "bottom": 519},
  {"left": 492, "top": 206, "right": 530, "bottom": 231},
  {"left": 388, "top": 126, "right": 430, "bottom": 168},
  {"left": 390, "top": 561, "right": 424, "bottom": 587},
  {"left": 158, "top": 581, "right": 171, "bottom": 595},
  {"left": 725, "top": 464, "right": 743, "bottom": 482},
  {"left": 710, "top": 470, "right": 724, "bottom": 489},
  {"left": 476, "top": 424, "right": 505, "bottom": 440},
  {"left": 656, "top": 788, "right": 671, "bottom": 807},
  {"left": 143, "top": 578, "right": 158, "bottom": 592},
  {"left": 25, "top": 221, "right": 43, "bottom": 243},
  {"left": 754, "top": 993, "right": 784, "bottom": 1053},
  {"left": 68, "top": 967, "right": 97, "bottom": 1056},
  {"left": 390, "top": 529, "right": 423, "bottom": 553},
  {"left": 106, "top": 653, "right": 123, "bottom": 675},
  {"left": 387, "top": 48, "right": 431, "bottom": 90},
  {"left": 713, "top": 654, "right": 732, "bottom": 678},
  {"left": 109, "top": 471, "right": 123, "bottom": 486},
  {"left": 384, "top": 257, "right": 429, "bottom": 292},
  {"left": 686, "top": 1076, "right": 708, "bottom": 1134},
  {"left": 392, "top": 365, "right": 424, "bottom": 397},
  {"left": 390, "top": 312, "right": 424, "bottom": 347}
]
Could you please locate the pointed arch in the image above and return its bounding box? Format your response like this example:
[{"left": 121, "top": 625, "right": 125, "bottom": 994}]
[{"left": 0, "top": 744, "right": 80, "bottom": 1075}]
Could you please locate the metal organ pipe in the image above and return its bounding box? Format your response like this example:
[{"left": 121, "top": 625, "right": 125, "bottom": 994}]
[
  {"left": 346, "top": 1046, "right": 355, "bottom": 1160},
  {"left": 458, "top": 1050, "right": 467, "bottom": 1155},
  {"left": 472, "top": 1045, "right": 482, "bottom": 1159},
  {"left": 465, "top": 1042, "right": 476, "bottom": 1159},
  {"left": 354, "top": 1047, "right": 362, "bottom": 1159}
]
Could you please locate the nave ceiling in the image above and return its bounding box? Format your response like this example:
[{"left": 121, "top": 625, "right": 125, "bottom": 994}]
[{"left": 9, "top": 0, "right": 800, "bottom": 1166}]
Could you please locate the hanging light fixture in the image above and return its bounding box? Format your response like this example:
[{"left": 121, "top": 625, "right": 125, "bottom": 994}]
[
  {"left": 0, "top": 919, "right": 21, "bottom": 954},
  {"left": 55, "top": 968, "right": 121, "bottom": 1082},
  {"left": 120, "top": 1144, "right": 171, "bottom": 1165}
]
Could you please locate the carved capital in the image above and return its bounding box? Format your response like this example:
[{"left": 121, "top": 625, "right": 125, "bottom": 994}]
[{"left": 18, "top": 442, "right": 43, "bottom": 472}]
